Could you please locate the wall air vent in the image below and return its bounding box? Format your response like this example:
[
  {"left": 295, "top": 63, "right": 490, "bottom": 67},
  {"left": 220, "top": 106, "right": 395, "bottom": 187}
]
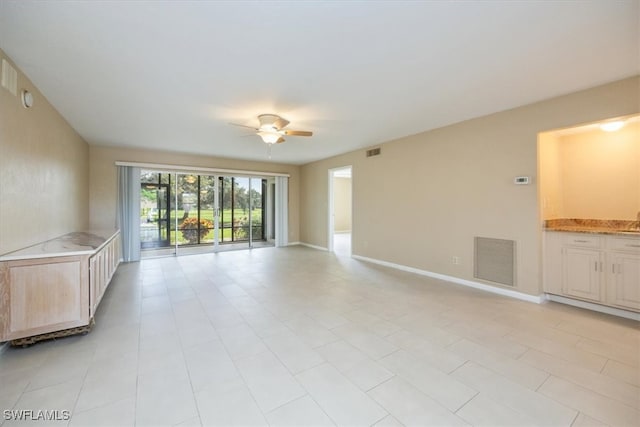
[
  {"left": 1, "top": 59, "right": 18, "bottom": 96},
  {"left": 474, "top": 237, "right": 516, "bottom": 287},
  {"left": 366, "top": 148, "right": 381, "bottom": 158}
]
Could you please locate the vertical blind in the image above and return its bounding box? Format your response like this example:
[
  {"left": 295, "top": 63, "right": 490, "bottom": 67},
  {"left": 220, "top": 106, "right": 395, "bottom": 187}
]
[{"left": 117, "top": 166, "right": 141, "bottom": 262}]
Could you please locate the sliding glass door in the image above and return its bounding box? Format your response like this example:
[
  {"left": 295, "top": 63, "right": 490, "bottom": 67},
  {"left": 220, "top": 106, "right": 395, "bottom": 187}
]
[{"left": 140, "top": 170, "right": 271, "bottom": 257}]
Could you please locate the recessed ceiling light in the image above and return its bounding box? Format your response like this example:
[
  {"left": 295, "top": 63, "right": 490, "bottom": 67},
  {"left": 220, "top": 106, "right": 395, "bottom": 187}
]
[{"left": 600, "top": 121, "right": 625, "bottom": 132}]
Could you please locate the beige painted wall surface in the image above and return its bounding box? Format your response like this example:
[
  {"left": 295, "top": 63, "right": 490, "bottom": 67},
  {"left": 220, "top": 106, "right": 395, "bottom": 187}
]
[
  {"left": 300, "top": 76, "right": 640, "bottom": 296},
  {"left": 559, "top": 121, "right": 640, "bottom": 220},
  {"left": 89, "top": 146, "right": 301, "bottom": 243},
  {"left": 0, "top": 50, "right": 89, "bottom": 255},
  {"left": 333, "top": 177, "right": 352, "bottom": 232},
  {"left": 538, "top": 133, "right": 564, "bottom": 219}
]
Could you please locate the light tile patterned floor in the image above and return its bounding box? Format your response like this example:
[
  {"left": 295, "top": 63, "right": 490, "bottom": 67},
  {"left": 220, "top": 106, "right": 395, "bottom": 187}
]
[{"left": 1, "top": 246, "right": 638, "bottom": 426}]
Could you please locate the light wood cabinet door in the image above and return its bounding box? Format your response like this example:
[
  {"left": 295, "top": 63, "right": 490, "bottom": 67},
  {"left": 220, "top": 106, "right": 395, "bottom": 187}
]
[
  {"left": 563, "top": 247, "right": 603, "bottom": 302},
  {"left": 608, "top": 252, "right": 640, "bottom": 310},
  {"left": 0, "top": 256, "right": 89, "bottom": 341}
]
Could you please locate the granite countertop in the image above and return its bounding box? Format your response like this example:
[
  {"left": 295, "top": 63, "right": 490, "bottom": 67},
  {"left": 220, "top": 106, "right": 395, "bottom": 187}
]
[
  {"left": 544, "top": 219, "right": 640, "bottom": 236},
  {"left": 0, "top": 230, "right": 119, "bottom": 261}
]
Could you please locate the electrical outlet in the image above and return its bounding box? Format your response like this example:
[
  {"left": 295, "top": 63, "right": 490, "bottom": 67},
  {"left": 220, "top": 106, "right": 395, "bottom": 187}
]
[{"left": 452, "top": 256, "right": 460, "bottom": 265}]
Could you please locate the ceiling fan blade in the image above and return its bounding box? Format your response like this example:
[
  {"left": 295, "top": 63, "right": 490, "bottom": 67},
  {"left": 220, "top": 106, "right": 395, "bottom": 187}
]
[
  {"left": 276, "top": 137, "right": 285, "bottom": 144},
  {"left": 282, "top": 130, "right": 313, "bottom": 137},
  {"left": 229, "top": 122, "right": 258, "bottom": 131}
]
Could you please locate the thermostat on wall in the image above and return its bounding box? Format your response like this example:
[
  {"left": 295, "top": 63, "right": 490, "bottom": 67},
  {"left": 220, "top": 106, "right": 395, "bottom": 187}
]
[{"left": 514, "top": 176, "right": 530, "bottom": 185}]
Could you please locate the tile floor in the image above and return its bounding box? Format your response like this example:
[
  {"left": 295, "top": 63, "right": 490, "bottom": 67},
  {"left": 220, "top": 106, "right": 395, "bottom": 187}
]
[
  {"left": 332, "top": 233, "right": 351, "bottom": 257},
  {"left": 0, "top": 246, "right": 638, "bottom": 426}
]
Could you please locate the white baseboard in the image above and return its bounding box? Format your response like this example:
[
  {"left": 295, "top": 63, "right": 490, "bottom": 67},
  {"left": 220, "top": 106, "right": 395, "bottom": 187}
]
[
  {"left": 297, "top": 242, "right": 328, "bottom": 251},
  {"left": 545, "top": 294, "right": 640, "bottom": 321},
  {"left": 352, "top": 254, "right": 545, "bottom": 304}
]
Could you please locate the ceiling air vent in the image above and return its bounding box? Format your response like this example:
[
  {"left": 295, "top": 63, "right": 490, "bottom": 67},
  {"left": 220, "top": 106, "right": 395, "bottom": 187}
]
[
  {"left": 366, "top": 148, "right": 381, "bottom": 158},
  {"left": 1, "top": 59, "right": 18, "bottom": 96}
]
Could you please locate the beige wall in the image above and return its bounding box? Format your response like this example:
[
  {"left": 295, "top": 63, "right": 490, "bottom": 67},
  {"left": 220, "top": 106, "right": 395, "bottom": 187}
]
[
  {"left": 0, "top": 50, "right": 89, "bottom": 255},
  {"left": 538, "top": 132, "right": 564, "bottom": 219},
  {"left": 558, "top": 121, "right": 639, "bottom": 220},
  {"left": 89, "top": 145, "right": 301, "bottom": 243},
  {"left": 333, "top": 177, "right": 352, "bottom": 232},
  {"left": 300, "top": 76, "right": 640, "bottom": 296}
]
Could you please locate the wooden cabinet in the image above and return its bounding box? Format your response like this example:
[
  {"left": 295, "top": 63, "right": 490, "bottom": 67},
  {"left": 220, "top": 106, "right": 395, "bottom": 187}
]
[
  {"left": 606, "top": 237, "right": 640, "bottom": 311},
  {"left": 0, "top": 230, "right": 120, "bottom": 343},
  {"left": 544, "top": 231, "right": 639, "bottom": 312},
  {"left": 0, "top": 256, "right": 89, "bottom": 341},
  {"left": 89, "top": 232, "right": 120, "bottom": 318},
  {"left": 563, "top": 247, "right": 603, "bottom": 302}
]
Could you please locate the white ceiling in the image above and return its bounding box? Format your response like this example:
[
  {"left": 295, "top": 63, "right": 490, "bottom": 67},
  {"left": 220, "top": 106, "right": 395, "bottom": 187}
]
[{"left": 1, "top": 1, "right": 638, "bottom": 165}]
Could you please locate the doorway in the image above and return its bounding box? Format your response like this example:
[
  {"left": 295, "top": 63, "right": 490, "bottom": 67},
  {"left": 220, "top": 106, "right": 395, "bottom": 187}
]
[{"left": 328, "top": 166, "right": 352, "bottom": 256}]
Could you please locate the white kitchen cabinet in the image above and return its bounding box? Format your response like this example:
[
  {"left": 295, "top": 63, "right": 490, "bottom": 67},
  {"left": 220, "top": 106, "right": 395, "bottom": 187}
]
[
  {"left": 606, "top": 236, "right": 640, "bottom": 311},
  {"left": 563, "top": 247, "right": 603, "bottom": 302},
  {"left": 543, "top": 231, "right": 639, "bottom": 313}
]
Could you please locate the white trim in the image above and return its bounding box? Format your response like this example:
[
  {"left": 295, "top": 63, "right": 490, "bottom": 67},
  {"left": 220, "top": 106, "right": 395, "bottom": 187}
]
[
  {"left": 545, "top": 294, "right": 640, "bottom": 321},
  {"left": 328, "top": 165, "right": 352, "bottom": 253},
  {"left": 115, "top": 161, "right": 290, "bottom": 177},
  {"left": 298, "top": 242, "right": 329, "bottom": 251},
  {"left": 328, "top": 169, "right": 335, "bottom": 252},
  {"left": 352, "top": 254, "right": 545, "bottom": 304},
  {"left": 274, "top": 176, "right": 289, "bottom": 247}
]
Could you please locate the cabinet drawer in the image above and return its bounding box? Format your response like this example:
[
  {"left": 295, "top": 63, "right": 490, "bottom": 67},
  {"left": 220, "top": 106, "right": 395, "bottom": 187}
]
[
  {"left": 608, "top": 236, "right": 640, "bottom": 253},
  {"left": 563, "top": 234, "right": 602, "bottom": 248}
]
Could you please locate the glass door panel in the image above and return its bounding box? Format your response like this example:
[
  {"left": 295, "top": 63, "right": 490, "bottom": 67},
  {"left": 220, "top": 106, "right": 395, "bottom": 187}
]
[
  {"left": 140, "top": 171, "right": 170, "bottom": 249},
  {"left": 250, "top": 178, "right": 266, "bottom": 244},
  {"left": 199, "top": 175, "right": 216, "bottom": 245},
  {"left": 170, "top": 173, "right": 218, "bottom": 255}
]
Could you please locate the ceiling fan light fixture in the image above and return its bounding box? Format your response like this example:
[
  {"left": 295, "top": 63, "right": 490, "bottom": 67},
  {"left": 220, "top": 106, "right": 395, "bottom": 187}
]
[{"left": 258, "top": 131, "right": 281, "bottom": 144}]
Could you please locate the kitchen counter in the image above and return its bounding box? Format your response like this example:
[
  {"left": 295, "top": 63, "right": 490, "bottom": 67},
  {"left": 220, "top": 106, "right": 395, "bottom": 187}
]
[
  {"left": 544, "top": 218, "right": 639, "bottom": 236},
  {"left": 545, "top": 226, "right": 640, "bottom": 235},
  {"left": 0, "top": 230, "right": 118, "bottom": 261}
]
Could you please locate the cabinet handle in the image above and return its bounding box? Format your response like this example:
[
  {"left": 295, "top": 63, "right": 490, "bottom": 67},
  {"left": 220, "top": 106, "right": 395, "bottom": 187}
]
[
  {"left": 574, "top": 239, "right": 589, "bottom": 243},
  {"left": 594, "top": 261, "right": 598, "bottom": 271},
  {"left": 625, "top": 244, "right": 640, "bottom": 248},
  {"left": 612, "top": 264, "right": 616, "bottom": 274}
]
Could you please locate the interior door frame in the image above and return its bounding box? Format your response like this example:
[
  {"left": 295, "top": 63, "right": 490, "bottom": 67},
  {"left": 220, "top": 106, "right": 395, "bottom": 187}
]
[{"left": 327, "top": 165, "right": 353, "bottom": 253}]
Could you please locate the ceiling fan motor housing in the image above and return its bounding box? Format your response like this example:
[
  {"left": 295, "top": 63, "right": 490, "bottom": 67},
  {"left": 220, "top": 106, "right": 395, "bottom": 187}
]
[{"left": 258, "top": 114, "right": 289, "bottom": 131}]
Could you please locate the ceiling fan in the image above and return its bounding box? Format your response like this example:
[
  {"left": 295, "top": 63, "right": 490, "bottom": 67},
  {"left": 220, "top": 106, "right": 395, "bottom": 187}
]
[{"left": 231, "top": 114, "right": 313, "bottom": 144}]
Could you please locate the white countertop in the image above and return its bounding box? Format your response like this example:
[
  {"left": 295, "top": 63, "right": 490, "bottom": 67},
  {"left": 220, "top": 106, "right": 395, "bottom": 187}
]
[{"left": 0, "top": 230, "right": 119, "bottom": 261}]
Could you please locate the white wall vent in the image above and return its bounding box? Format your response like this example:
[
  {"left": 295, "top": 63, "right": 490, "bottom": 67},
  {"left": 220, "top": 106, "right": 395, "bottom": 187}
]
[
  {"left": 474, "top": 237, "right": 516, "bottom": 287},
  {"left": 1, "top": 59, "right": 18, "bottom": 96},
  {"left": 366, "top": 148, "right": 381, "bottom": 157}
]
